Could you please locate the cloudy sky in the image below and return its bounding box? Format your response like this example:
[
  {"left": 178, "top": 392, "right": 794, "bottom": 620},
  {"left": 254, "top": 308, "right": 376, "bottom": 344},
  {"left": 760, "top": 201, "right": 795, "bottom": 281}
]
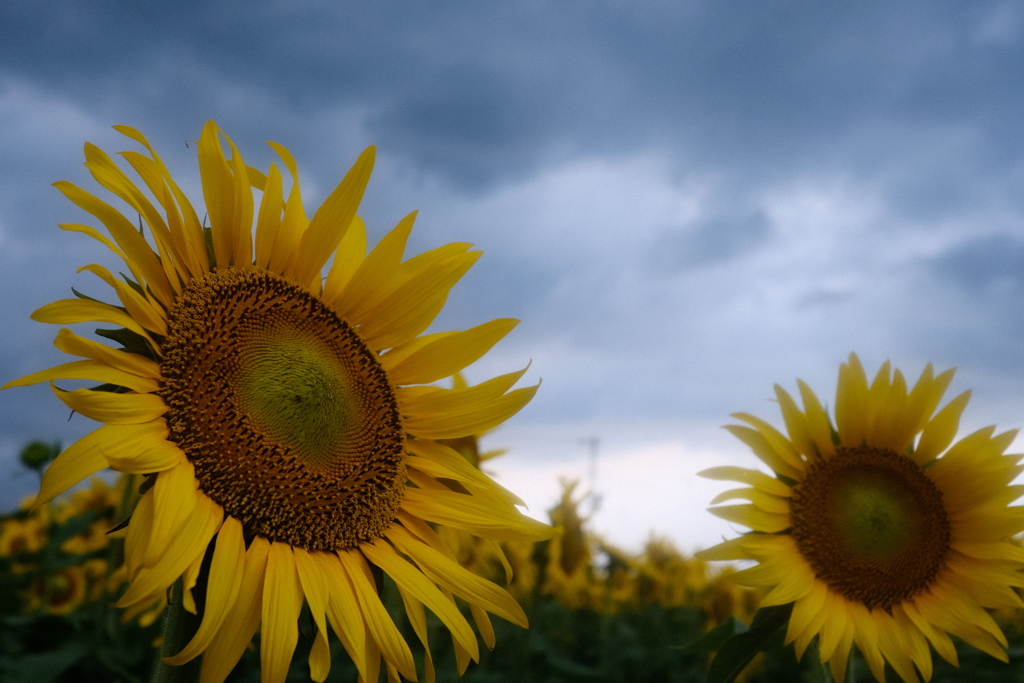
[{"left": 3, "top": 1, "right": 1024, "bottom": 551}]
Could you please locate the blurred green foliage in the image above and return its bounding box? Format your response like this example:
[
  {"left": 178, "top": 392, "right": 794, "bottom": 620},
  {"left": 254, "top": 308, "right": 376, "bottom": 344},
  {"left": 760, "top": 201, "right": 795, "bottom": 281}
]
[{"left": 3, "top": 443, "right": 1024, "bottom": 683}]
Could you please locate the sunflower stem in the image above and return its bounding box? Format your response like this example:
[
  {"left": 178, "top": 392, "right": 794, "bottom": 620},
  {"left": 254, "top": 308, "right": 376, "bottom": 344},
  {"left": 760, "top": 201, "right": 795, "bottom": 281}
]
[{"left": 151, "top": 579, "right": 202, "bottom": 683}]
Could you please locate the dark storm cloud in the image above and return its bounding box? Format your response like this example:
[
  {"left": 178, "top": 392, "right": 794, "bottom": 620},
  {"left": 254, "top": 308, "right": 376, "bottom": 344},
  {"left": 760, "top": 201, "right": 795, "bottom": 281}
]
[
  {"left": 931, "top": 234, "right": 1024, "bottom": 293},
  {"left": 4, "top": 0, "right": 1024, "bottom": 517},
  {"left": 649, "top": 211, "right": 773, "bottom": 272},
  {"left": 3, "top": 1, "right": 1024, "bottom": 192}
]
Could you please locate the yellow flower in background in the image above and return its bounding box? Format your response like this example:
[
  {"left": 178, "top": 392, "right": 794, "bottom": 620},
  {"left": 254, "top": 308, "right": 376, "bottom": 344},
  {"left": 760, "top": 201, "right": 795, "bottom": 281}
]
[
  {"left": 3, "top": 121, "right": 552, "bottom": 683},
  {"left": 698, "top": 354, "right": 1024, "bottom": 683},
  {"left": 542, "top": 479, "right": 604, "bottom": 610},
  {"left": 60, "top": 519, "right": 114, "bottom": 555},
  {"left": 27, "top": 566, "right": 88, "bottom": 615},
  {"left": 0, "top": 516, "right": 47, "bottom": 557}
]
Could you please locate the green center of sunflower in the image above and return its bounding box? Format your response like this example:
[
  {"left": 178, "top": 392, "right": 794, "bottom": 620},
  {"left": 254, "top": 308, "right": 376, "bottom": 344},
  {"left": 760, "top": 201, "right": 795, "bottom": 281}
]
[
  {"left": 159, "top": 268, "right": 406, "bottom": 552},
  {"left": 790, "top": 445, "right": 950, "bottom": 611},
  {"left": 234, "top": 331, "right": 357, "bottom": 468}
]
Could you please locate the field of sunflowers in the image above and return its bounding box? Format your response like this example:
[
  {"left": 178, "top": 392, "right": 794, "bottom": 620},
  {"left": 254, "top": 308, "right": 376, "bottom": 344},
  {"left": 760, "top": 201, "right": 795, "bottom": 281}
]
[{"left": 2, "top": 438, "right": 1024, "bottom": 683}]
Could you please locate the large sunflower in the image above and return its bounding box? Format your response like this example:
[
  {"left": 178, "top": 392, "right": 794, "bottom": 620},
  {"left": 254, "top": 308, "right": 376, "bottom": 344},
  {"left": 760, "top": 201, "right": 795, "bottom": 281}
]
[
  {"left": 4, "top": 122, "right": 553, "bottom": 683},
  {"left": 698, "top": 354, "right": 1024, "bottom": 683}
]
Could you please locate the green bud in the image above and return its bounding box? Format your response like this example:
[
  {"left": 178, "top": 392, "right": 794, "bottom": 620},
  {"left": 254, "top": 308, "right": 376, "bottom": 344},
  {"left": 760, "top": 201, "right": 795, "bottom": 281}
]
[{"left": 19, "top": 440, "right": 60, "bottom": 471}]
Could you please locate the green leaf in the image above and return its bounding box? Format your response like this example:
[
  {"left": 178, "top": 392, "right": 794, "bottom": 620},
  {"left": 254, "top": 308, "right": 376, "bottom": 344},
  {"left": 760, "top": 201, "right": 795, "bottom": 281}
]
[
  {"left": 706, "top": 603, "right": 794, "bottom": 683},
  {"left": 94, "top": 327, "right": 159, "bottom": 361},
  {"left": 0, "top": 637, "right": 92, "bottom": 683},
  {"left": 70, "top": 287, "right": 104, "bottom": 304},
  {"left": 18, "top": 440, "right": 61, "bottom": 471},
  {"left": 88, "top": 382, "right": 131, "bottom": 394},
  {"left": 106, "top": 514, "right": 132, "bottom": 535},
  {"left": 684, "top": 616, "right": 749, "bottom": 652},
  {"left": 203, "top": 225, "right": 216, "bottom": 270}
]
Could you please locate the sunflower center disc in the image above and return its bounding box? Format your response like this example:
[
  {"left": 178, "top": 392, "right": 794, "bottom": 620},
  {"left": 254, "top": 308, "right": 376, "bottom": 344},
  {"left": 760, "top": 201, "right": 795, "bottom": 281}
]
[
  {"left": 160, "top": 268, "right": 405, "bottom": 551},
  {"left": 790, "top": 446, "right": 950, "bottom": 611}
]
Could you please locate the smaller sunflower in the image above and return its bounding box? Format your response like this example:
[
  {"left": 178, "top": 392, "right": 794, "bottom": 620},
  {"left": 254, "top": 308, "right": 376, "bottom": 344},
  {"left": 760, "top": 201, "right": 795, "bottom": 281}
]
[
  {"left": 698, "top": 354, "right": 1024, "bottom": 683},
  {"left": 0, "top": 517, "right": 47, "bottom": 557},
  {"left": 28, "top": 566, "right": 88, "bottom": 615}
]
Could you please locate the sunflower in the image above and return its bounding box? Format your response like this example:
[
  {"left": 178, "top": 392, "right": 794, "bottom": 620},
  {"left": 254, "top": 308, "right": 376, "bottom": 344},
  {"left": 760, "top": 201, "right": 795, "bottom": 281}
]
[
  {"left": 3, "top": 121, "right": 553, "bottom": 683},
  {"left": 698, "top": 354, "right": 1024, "bottom": 683},
  {"left": 27, "top": 566, "right": 88, "bottom": 615}
]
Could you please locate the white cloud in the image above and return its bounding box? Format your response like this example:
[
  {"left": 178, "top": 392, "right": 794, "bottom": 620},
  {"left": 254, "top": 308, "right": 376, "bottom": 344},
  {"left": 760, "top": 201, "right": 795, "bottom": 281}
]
[{"left": 487, "top": 432, "right": 761, "bottom": 555}]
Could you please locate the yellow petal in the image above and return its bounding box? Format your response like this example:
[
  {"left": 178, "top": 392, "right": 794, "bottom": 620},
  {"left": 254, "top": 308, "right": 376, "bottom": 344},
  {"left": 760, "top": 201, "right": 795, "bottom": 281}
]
[
  {"left": 358, "top": 251, "right": 481, "bottom": 350},
  {"left": 362, "top": 538, "right": 479, "bottom": 661},
  {"left": 755, "top": 564, "right": 814, "bottom": 607},
  {"left": 36, "top": 429, "right": 108, "bottom": 505},
  {"left": 902, "top": 365, "right": 953, "bottom": 436},
  {"left": 261, "top": 543, "right": 304, "bottom": 683},
  {"left": 386, "top": 318, "right": 519, "bottom": 386},
  {"left": 697, "top": 466, "right": 791, "bottom": 497},
  {"left": 387, "top": 524, "right": 527, "bottom": 628},
  {"left": 199, "top": 535, "right": 270, "bottom": 683},
  {"left": 254, "top": 163, "right": 285, "bottom": 270},
  {"left": 314, "top": 552, "right": 373, "bottom": 683},
  {"left": 52, "top": 180, "right": 174, "bottom": 307},
  {"left": 117, "top": 495, "right": 223, "bottom": 609},
  {"left": 51, "top": 385, "right": 166, "bottom": 424},
  {"left": 37, "top": 421, "right": 167, "bottom": 505},
  {"left": 902, "top": 599, "right": 958, "bottom": 666},
  {"left": 335, "top": 550, "right": 418, "bottom": 681},
  {"left": 404, "top": 382, "right": 538, "bottom": 439},
  {"left": 874, "top": 611, "right": 919, "bottom": 683},
  {"left": 77, "top": 263, "right": 168, "bottom": 335},
  {"left": 732, "top": 412, "right": 806, "bottom": 471},
  {"left": 396, "top": 510, "right": 462, "bottom": 561},
  {"left": 785, "top": 579, "right": 828, "bottom": 646},
  {"left": 694, "top": 538, "right": 748, "bottom": 562},
  {"left": 914, "top": 391, "right": 971, "bottom": 464},
  {"left": 707, "top": 487, "right": 789, "bottom": 514},
  {"left": 401, "top": 486, "right": 554, "bottom": 541},
  {"left": 797, "top": 379, "right": 835, "bottom": 458},
  {"left": 225, "top": 135, "right": 254, "bottom": 268},
  {"left": 124, "top": 490, "right": 155, "bottom": 580},
  {"left": 399, "top": 367, "right": 538, "bottom": 440},
  {"left": 265, "top": 141, "right": 309, "bottom": 276},
  {"left": 292, "top": 548, "right": 332, "bottom": 683},
  {"left": 471, "top": 605, "right": 495, "bottom": 651},
  {"left": 707, "top": 504, "right": 791, "bottom": 533},
  {"left": 52, "top": 328, "right": 162, "bottom": 379},
  {"left": 3, "top": 359, "right": 158, "bottom": 394},
  {"left": 835, "top": 354, "right": 870, "bottom": 447},
  {"left": 32, "top": 299, "right": 157, "bottom": 350},
  {"left": 181, "top": 550, "right": 203, "bottom": 614},
  {"left": 329, "top": 212, "right": 416, "bottom": 321},
  {"left": 198, "top": 121, "right": 238, "bottom": 270},
  {"left": 396, "top": 587, "right": 436, "bottom": 683},
  {"left": 113, "top": 125, "right": 209, "bottom": 278},
  {"left": 827, "top": 612, "right": 856, "bottom": 683},
  {"left": 405, "top": 438, "right": 525, "bottom": 506},
  {"left": 723, "top": 425, "right": 804, "bottom": 480},
  {"left": 60, "top": 222, "right": 126, "bottom": 261},
  {"left": 117, "top": 150, "right": 204, "bottom": 280},
  {"left": 146, "top": 462, "right": 199, "bottom": 568},
  {"left": 774, "top": 384, "right": 816, "bottom": 459},
  {"left": 322, "top": 215, "right": 367, "bottom": 305},
  {"left": 104, "top": 436, "right": 186, "bottom": 474},
  {"left": 293, "top": 146, "right": 374, "bottom": 286},
  {"left": 82, "top": 143, "right": 184, "bottom": 295}
]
